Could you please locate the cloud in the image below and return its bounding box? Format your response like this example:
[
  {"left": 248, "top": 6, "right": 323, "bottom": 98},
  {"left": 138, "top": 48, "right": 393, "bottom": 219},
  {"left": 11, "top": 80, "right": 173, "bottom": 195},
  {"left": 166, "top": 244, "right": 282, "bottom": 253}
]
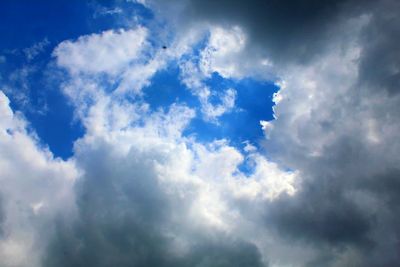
[
  {"left": 144, "top": 0, "right": 400, "bottom": 265},
  {"left": 1, "top": 37, "right": 298, "bottom": 265},
  {"left": 54, "top": 27, "right": 148, "bottom": 75},
  {"left": 54, "top": 21, "right": 254, "bottom": 121},
  {"left": 198, "top": 87, "right": 237, "bottom": 121},
  {"left": 198, "top": 26, "right": 273, "bottom": 80},
  {"left": 178, "top": 48, "right": 238, "bottom": 120},
  {"left": 43, "top": 132, "right": 267, "bottom": 267},
  {"left": 33, "top": 78, "right": 292, "bottom": 266},
  {"left": 259, "top": 13, "right": 400, "bottom": 266},
  {"left": 23, "top": 38, "right": 50, "bottom": 61},
  {"left": 149, "top": 0, "right": 369, "bottom": 66},
  {"left": 358, "top": 0, "right": 400, "bottom": 95},
  {"left": 93, "top": 6, "right": 123, "bottom": 18},
  {"left": 0, "top": 91, "right": 78, "bottom": 267}
]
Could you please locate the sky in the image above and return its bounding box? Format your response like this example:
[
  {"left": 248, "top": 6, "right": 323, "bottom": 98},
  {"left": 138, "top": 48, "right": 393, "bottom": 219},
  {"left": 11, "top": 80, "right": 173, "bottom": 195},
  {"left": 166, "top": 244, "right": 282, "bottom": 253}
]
[{"left": 0, "top": 1, "right": 399, "bottom": 266}]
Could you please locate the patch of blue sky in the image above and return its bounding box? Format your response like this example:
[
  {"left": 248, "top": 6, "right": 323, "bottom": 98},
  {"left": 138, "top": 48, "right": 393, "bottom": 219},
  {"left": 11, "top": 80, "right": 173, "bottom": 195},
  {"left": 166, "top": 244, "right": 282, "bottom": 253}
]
[
  {"left": 24, "top": 86, "right": 85, "bottom": 160},
  {"left": 142, "top": 63, "right": 278, "bottom": 151},
  {"left": 0, "top": 1, "right": 101, "bottom": 160},
  {"left": 188, "top": 73, "right": 277, "bottom": 147},
  {"left": 1, "top": 1, "right": 91, "bottom": 51},
  {"left": 143, "top": 64, "right": 199, "bottom": 110},
  {"left": 3, "top": 59, "right": 85, "bottom": 160}
]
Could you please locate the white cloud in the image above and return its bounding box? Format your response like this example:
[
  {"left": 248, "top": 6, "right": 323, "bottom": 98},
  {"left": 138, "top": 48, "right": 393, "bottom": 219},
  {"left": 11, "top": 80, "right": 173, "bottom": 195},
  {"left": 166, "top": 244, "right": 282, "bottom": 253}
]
[
  {"left": 199, "top": 87, "right": 237, "bottom": 121},
  {"left": 199, "top": 26, "right": 274, "bottom": 80},
  {"left": 174, "top": 25, "right": 276, "bottom": 120},
  {"left": 126, "top": 0, "right": 147, "bottom": 6},
  {"left": 200, "top": 26, "right": 246, "bottom": 78},
  {"left": 23, "top": 38, "right": 50, "bottom": 61},
  {"left": 229, "top": 153, "right": 297, "bottom": 201},
  {"left": 47, "top": 76, "right": 295, "bottom": 265},
  {"left": 0, "top": 91, "right": 78, "bottom": 267},
  {"left": 178, "top": 52, "right": 237, "bottom": 120},
  {"left": 54, "top": 27, "right": 148, "bottom": 75},
  {"left": 93, "top": 7, "right": 123, "bottom": 17},
  {"left": 115, "top": 56, "right": 165, "bottom": 94}
]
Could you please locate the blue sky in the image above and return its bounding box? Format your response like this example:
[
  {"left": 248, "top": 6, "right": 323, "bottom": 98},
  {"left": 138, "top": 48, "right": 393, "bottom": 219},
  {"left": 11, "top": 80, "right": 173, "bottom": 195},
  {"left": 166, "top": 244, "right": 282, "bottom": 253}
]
[{"left": 1, "top": 1, "right": 277, "bottom": 159}]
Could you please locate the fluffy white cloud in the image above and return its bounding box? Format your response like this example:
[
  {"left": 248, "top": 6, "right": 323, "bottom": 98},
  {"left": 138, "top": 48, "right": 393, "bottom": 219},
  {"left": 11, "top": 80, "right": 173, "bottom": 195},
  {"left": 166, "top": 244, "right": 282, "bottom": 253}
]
[
  {"left": 200, "top": 26, "right": 246, "bottom": 78},
  {"left": 178, "top": 53, "right": 237, "bottom": 121},
  {"left": 54, "top": 27, "right": 148, "bottom": 75},
  {"left": 198, "top": 87, "right": 236, "bottom": 121},
  {"left": 0, "top": 91, "right": 78, "bottom": 267},
  {"left": 199, "top": 26, "right": 273, "bottom": 80}
]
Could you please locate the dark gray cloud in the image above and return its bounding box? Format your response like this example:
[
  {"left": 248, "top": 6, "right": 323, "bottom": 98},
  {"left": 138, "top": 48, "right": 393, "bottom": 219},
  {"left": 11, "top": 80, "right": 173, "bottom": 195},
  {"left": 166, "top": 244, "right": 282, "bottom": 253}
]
[
  {"left": 0, "top": 195, "right": 4, "bottom": 238},
  {"left": 261, "top": 113, "right": 400, "bottom": 266},
  {"left": 146, "top": 0, "right": 400, "bottom": 265},
  {"left": 154, "top": 0, "right": 400, "bottom": 94},
  {"left": 263, "top": 120, "right": 400, "bottom": 266},
  {"left": 358, "top": 0, "right": 400, "bottom": 95},
  {"left": 268, "top": 186, "right": 372, "bottom": 247},
  {"left": 152, "top": 0, "right": 372, "bottom": 65}
]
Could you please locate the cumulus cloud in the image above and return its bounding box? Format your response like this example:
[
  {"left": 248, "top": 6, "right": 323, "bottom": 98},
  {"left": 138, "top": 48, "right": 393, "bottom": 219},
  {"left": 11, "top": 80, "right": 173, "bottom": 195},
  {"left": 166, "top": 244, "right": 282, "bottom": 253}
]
[
  {"left": 0, "top": 91, "right": 78, "bottom": 267},
  {"left": 54, "top": 27, "right": 148, "bottom": 75},
  {"left": 198, "top": 25, "right": 274, "bottom": 80},
  {"left": 47, "top": 40, "right": 298, "bottom": 263},
  {"left": 43, "top": 126, "right": 270, "bottom": 267},
  {"left": 0, "top": 20, "right": 298, "bottom": 266},
  {"left": 32, "top": 80, "right": 294, "bottom": 267},
  {"left": 3, "top": 83, "right": 286, "bottom": 266}
]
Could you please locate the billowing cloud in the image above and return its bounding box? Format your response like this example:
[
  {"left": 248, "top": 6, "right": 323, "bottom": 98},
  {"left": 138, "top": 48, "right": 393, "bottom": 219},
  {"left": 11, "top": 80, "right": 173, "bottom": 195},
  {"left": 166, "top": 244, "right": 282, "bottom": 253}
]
[
  {"left": 2, "top": 83, "right": 294, "bottom": 266},
  {"left": 40, "top": 39, "right": 296, "bottom": 263},
  {"left": 1, "top": 23, "right": 298, "bottom": 265},
  {"left": 0, "top": 91, "right": 78, "bottom": 267},
  {"left": 54, "top": 27, "right": 148, "bottom": 75},
  {"left": 262, "top": 35, "right": 400, "bottom": 266}
]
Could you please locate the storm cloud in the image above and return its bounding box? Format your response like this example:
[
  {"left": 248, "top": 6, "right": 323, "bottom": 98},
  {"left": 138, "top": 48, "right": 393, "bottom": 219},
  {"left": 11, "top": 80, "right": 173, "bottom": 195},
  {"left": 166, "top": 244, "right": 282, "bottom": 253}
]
[{"left": 147, "top": 0, "right": 400, "bottom": 265}]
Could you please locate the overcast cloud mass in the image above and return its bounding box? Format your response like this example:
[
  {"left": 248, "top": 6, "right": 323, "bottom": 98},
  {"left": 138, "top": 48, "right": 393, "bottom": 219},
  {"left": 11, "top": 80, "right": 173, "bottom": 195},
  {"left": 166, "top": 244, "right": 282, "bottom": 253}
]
[{"left": 0, "top": 0, "right": 400, "bottom": 266}]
